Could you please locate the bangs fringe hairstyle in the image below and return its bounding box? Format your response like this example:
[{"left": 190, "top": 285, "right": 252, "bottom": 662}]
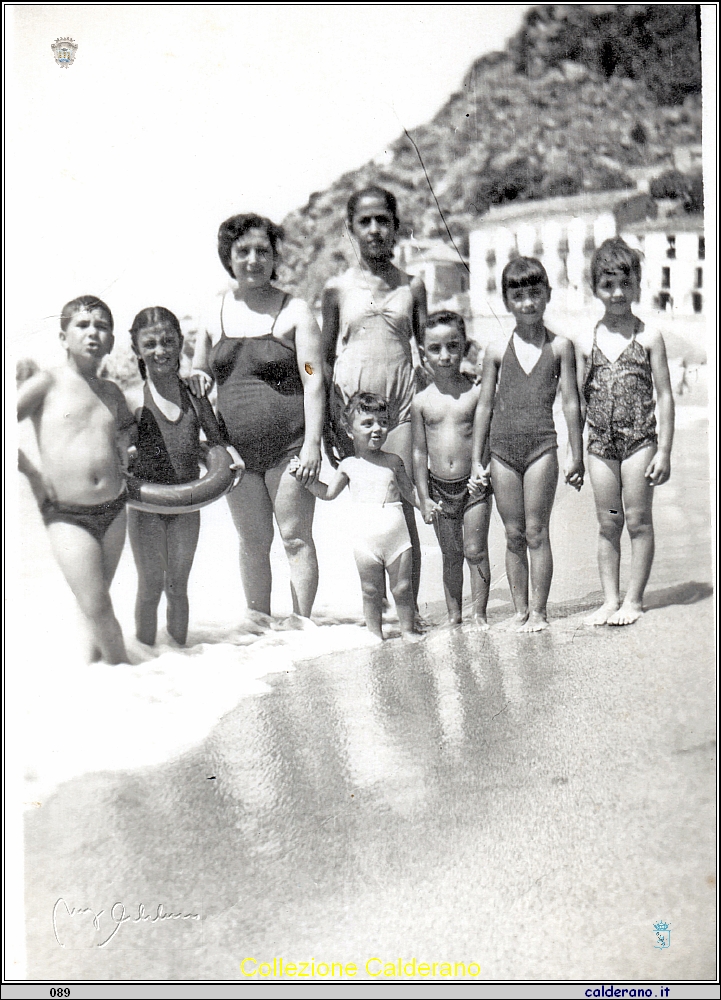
[
  {"left": 343, "top": 390, "right": 389, "bottom": 426},
  {"left": 130, "top": 306, "right": 183, "bottom": 381},
  {"left": 501, "top": 257, "right": 551, "bottom": 302},
  {"left": 218, "top": 213, "right": 284, "bottom": 281},
  {"left": 346, "top": 186, "right": 400, "bottom": 229},
  {"left": 60, "top": 295, "right": 114, "bottom": 333},
  {"left": 591, "top": 237, "right": 642, "bottom": 293}
]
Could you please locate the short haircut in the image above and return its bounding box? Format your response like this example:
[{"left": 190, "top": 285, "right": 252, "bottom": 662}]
[
  {"left": 591, "top": 237, "right": 642, "bottom": 293},
  {"left": 424, "top": 310, "right": 467, "bottom": 342},
  {"left": 60, "top": 295, "right": 114, "bottom": 333},
  {"left": 130, "top": 306, "right": 183, "bottom": 380},
  {"left": 343, "top": 391, "right": 389, "bottom": 425},
  {"left": 346, "top": 186, "right": 400, "bottom": 229},
  {"left": 217, "top": 213, "right": 284, "bottom": 281},
  {"left": 501, "top": 257, "right": 550, "bottom": 303}
]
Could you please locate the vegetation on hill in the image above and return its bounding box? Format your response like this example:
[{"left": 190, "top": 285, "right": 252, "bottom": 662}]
[{"left": 277, "top": 4, "right": 702, "bottom": 306}]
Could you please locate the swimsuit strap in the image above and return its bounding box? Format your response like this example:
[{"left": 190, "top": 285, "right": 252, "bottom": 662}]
[{"left": 220, "top": 291, "right": 289, "bottom": 340}]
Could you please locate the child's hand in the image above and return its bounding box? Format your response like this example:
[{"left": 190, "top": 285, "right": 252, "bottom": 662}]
[
  {"left": 645, "top": 450, "right": 671, "bottom": 486},
  {"left": 420, "top": 497, "right": 443, "bottom": 524},
  {"left": 226, "top": 446, "right": 245, "bottom": 488},
  {"left": 287, "top": 456, "right": 301, "bottom": 478},
  {"left": 468, "top": 463, "right": 490, "bottom": 496},
  {"left": 564, "top": 457, "right": 584, "bottom": 492}
]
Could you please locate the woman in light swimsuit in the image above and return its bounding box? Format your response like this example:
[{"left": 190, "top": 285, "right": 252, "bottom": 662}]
[
  {"left": 128, "top": 307, "right": 243, "bottom": 646},
  {"left": 190, "top": 214, "right": 325, "bottom": 626},
  {"left": 472, "top": 257, "right": 584, "bottom": 633},
  {"left": 576, "top": 238, "right": 674, "bottom": 627},
  {"left": 322, "top": 187, "right": 427, "bottom": 606},
  {"left": 291, "top": 392, "right": 420, "bottom": 641}
]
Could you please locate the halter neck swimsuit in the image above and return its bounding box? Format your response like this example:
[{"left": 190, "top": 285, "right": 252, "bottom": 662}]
[
  {"left": 489, "top": 331, "right": 559, "bottom": 475},
  {"left": 331, "top": 276, "right": 416, "bottom": 447},
  {"left": 584, "top": 320, "right": 657, "bottom": 462},
  {"left": 209, "top": 293, "right": 305, "bottom": 474}
]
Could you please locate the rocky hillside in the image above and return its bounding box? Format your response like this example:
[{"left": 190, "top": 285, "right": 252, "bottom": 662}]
[{"left": 277, "top": 4, "right": 702, "bottom": 306}]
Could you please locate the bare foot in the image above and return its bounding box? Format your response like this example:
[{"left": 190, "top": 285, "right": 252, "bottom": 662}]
[
  {"left": 517, "top": 611, "right": 550, "bottom": 633},
  {"left": 470, "top": 616, "right": 490, "bottom": 632},
  {"left": 584, "top": 602, "right": 620, "bottom": 626},
  {"left": 238, "top": 610, "right": 273, "bottom": 636},
  {"left": 273, "top": 614, "right": 317, "bottom": 631},
  {"left": 414, "top": 613, "right": 433, "bottom": 633},
  {"left": 497, "top": 611, "right": 529, "bottom": 632},
  {"left": 607, "top": 602, "right": 643, "bottom": 626},
  {"left": 401, "top": 631, "right": 424, "bottom": 643}
]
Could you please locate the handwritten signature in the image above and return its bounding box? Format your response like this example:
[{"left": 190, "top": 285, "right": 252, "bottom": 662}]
[{"left": 52, "top": 898, "right": 201, "bottom": 948}]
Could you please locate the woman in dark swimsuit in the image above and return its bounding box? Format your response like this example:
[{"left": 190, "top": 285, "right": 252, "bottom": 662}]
[{"left": 190, "top": 214, "right": 324, "bottom": 625}]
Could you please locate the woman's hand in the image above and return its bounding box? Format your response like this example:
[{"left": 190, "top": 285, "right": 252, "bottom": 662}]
[
  {"left": 188, "top": 370, "right": 213, "bottom": 398},
  {"left": 293, "top": 442, "right": 321, "bottom": 486},
  {"left": 468, "top": 462, "right": 490, "bottom": 496}
]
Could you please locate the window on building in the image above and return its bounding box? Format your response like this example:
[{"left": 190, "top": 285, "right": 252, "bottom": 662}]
[
  {"left": 661, "top": 267, "right": 670, "bottom": 289},
  {"left": 698, "top": 236, "right": 705, "bottom": 260},
  {"left": 658, "top": 292, "right": 671, "bottom": 311},
  {"left": 695, "top": 268, "right": 703, "bottom": 289},
  {"left": 666, "top": 235, "right": 676, "bottom": 259},
  {"left": 692, "top": 293, "right": 702, "bottom": 314},
  {"left": 486, "top": 276, "right": 497, "bottom": 293}
]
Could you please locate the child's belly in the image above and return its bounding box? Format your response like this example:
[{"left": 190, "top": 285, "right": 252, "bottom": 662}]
[
  {"left": 40, "top": 437, "right": 125, "bottom": 505},
  {"left": 426, "top": 427, "right": 473, "bottom": 481}
]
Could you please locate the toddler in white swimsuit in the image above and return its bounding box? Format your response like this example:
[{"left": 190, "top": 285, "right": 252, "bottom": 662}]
[{"left": 290, "top": 391, "right": 420, "bottom": 641}]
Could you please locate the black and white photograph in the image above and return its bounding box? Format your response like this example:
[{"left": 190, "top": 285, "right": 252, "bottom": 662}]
[{"left": 5, "top": 4, "right": 716, "bottom": 992}]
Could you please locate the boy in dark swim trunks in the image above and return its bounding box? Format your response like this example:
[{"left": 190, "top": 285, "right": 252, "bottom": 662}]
[
  {"left": 576, "top": 238, "right": 674, "bottom": 627},
  {"left": 412, "top": 311, "right": 492, "bottom": 628},
  {"left": 17, "top": 296, "right": 136, "bottom": 663},
  {"left": 472, "top": 259, "right": 584, "bottom": 633}
]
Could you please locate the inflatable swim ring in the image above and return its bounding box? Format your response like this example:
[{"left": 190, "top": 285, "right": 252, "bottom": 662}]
[{"left": 126, "top": 445, "right": 237, "bottom": 515}]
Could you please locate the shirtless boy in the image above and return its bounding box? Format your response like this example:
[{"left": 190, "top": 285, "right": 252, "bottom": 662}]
[
  {"left": 412, "top": 311, "right": 492, "bottom": 627},
  {"left": 17, "top": 296, "right": 135, "bottom": 664}
]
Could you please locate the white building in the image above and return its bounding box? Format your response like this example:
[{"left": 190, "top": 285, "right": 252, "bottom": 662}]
[{"left": 468, "top": 189, "right": 704, "bottom": 346}]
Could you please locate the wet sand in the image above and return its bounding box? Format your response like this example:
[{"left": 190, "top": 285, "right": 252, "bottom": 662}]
[{"left": 14, "top": 386, "right": 716, "bottom": 980}]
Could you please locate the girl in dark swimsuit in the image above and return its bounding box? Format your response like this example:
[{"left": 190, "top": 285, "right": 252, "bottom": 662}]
[
  {"left": 128, "top": 307, "right": 243, "bottom": 646},
  {"left": 190, "top": 215, "right": 325, "bottom": 626},
  {"left": 472, "top": 258, "right": 584, "bottom": 632}
]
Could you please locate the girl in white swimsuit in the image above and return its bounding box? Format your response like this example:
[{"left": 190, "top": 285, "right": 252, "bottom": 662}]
[{"left": 290, "top": 392, "right": 421, "bottom": 642}]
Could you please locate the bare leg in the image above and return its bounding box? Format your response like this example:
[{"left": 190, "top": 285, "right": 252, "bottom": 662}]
[
  {"left": 384, "top": 422, "right": 421, "bottom": 604},
  {"left": 463, "top": 496, "right": 492, "bottom": 628},
  {"left": 386, "top": 549, "right": 419, "bottom": 639},
  {"left": 608, "top": 445, "right": 656, "bottom": 626},
  {"left": 226, "top": 472, "right": 274, "bottom": 617},
  {"left": 46, "top": 517, "right": 128, "bottom": 664},
  {"left": 128, "top": 509, "right": 166, "bottom": 645},
  {"left": 354, "top": 552, "right": 385, "bottom": 640},
  {"left": 517, "top": 450, "right": 558, "bottom": 632},
  {"left": 585, "top": 455, "right": 623, "bottom": 625},
  {"left": 490, "top": 457, "right": 529, "bottom": 629},
  {"left": 433, "top": 514, "right": 464, "bottom": 624},
  {"left": 266, "top": 463, "right": 318, "bottom": 618},
  {"left": 163, "top": 512, "right": 201, "bottom": 645}
]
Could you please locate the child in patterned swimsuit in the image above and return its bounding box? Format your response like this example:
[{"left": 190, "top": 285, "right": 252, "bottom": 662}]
[
  {"left": 412, "top": 311, "right": 492, "bottom": 628},
  {"left": 290, "top": 392, "right": 420, "bottom": 642},
  {"left": 472, "top": 258, "right": 584, "bottom": 632},
  {"left": 17, "top": 296, "right": 136, "bottom": 664},
  {"left": 576, "top": 238, "right": 674, "bottom": 626},
  {"left": 128, "top": 307, "right": 243, "bottom": 647}
]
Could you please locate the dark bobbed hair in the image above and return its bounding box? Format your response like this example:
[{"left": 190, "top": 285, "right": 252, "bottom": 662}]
[
  {"left": 343, "top": 390, "right": 389, "bottom": 426},
  {"left": 425, "top": 310, "right": 467, "bottom": 341},
  {"left": 129, "top": 306, "right": 183, "bottom": 381},
  {"left": 501, "top": 257, "right": 551, "bottom": 303},
  {"left": 346, "top": 186, "right": 400, "bottom": 229},
  {"left": 60, "top": 295, "right": 114, "bottom": 333},
  {"left": 218, "top": 214, "right": 284, "bottom": 281},
  {"left": 591, "top": 237, "right": 642, "bottom": 293}
]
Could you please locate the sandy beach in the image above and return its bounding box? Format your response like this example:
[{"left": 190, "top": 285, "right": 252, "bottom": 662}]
[{"left": 10, "top": 373, "right": 715, "bottom": 980}]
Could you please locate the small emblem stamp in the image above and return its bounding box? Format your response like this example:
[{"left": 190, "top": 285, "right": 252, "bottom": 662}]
[
  {"left": 51, "top": 38, "right": 78, "bottom": 68},
  {"left": 653, "top": 919, "right": 671, "bottom": 949}
]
